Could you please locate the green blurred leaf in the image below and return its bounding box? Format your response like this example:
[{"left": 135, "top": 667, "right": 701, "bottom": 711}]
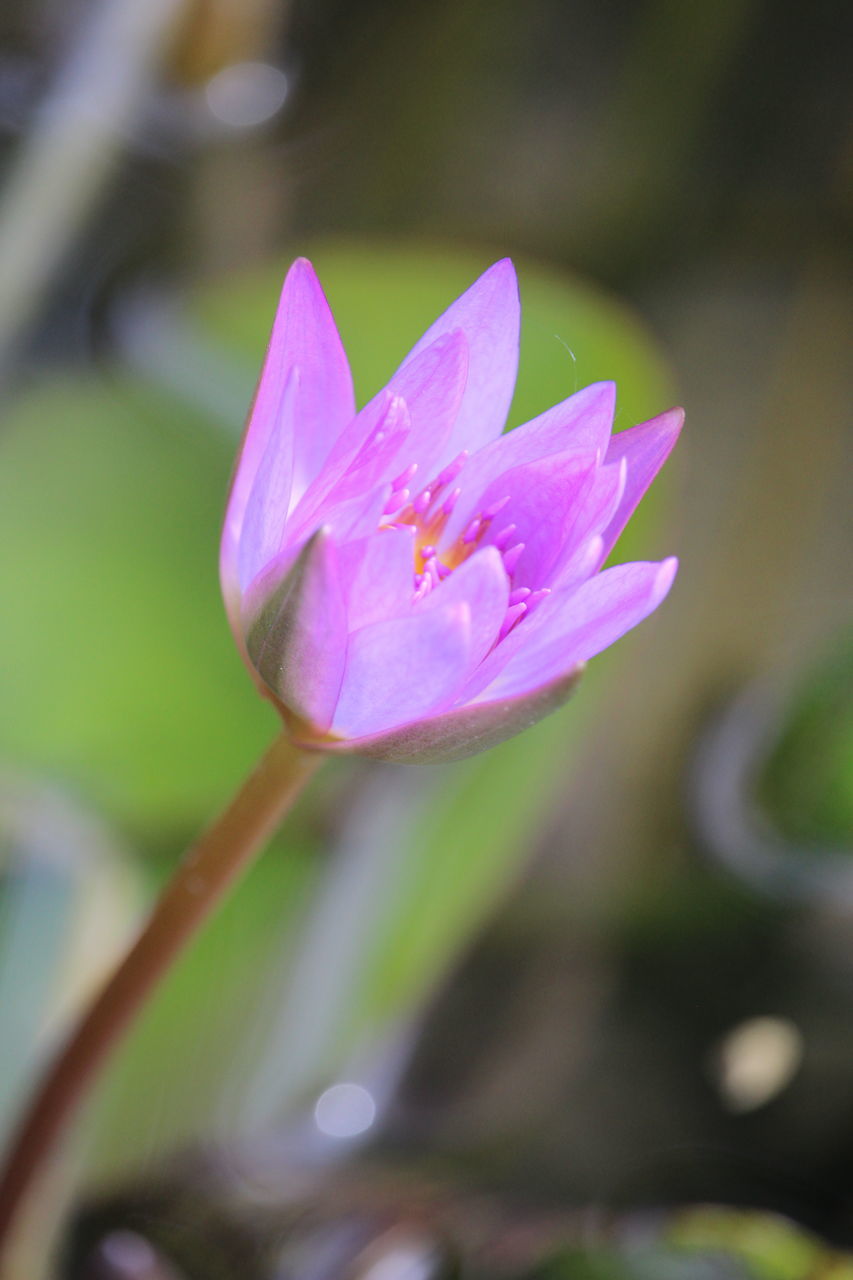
[
  {"left": 515, "top": 1208, "right": 853, "bottom": 1280},
  {"left": 759, "top": 636, "right": 853, "bottom": 847},
  {"left": 0, "top": 777, "right": 139, "bottom": 1165},
  {"left": 0, "top": 376, "right": 272, "bottom": 832},
  {"left": 666, "top": 1206, "right": 853, "bottom": 1280},
  {"left": 87, "top": 818, "right": 319, "bottom": 1177}
]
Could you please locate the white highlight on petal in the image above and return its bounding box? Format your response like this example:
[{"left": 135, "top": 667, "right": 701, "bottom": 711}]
[
  {"left": 205, "top": 62, "right": 289, "bottom": 129},
  {"left": 313, "top": 1081, "right": 376, "bottom": 1138}
]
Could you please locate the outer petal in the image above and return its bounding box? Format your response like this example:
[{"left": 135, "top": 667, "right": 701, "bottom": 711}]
[
  {"left": 331, "top": 603, "right": 471, "bottom": 739},
  {"left": 329, "top": 546, "right": 509, "bottom": 740},
  {"left": 244, "top": 528, "right": 348, "bottom": 731},
  {"left": 222, "top": 258, "right": 355, "bottom": 596},
  {"left": 311, "top": 664, "right": 585, "bottom": 763},
  {"left": 600, "top": 407, "right": 684, "bottom": 559},
  {"left": 236, "top": 367, "right": 298, "bottom": 593},
  {"left": 394, "top": 259, "right": 519, "bottom": 460},
  {"left": 473, "top": 558, "right": 678, "bottom": 703}
]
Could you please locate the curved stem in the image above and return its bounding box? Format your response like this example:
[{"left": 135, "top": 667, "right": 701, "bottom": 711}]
[{"left": 0, "top": 731, "right": 322, "bottom": 1255}]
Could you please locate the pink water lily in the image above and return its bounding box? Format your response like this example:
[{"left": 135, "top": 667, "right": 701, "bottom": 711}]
[{"left": 221, "top": 257, "right": 682, "bottom": 761}]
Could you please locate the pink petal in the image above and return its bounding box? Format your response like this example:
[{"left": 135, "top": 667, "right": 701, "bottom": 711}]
[
  {"left": 314, "top": 663, "right": 585, "bottom": 763},
  {"left": 549, "top": 457, "right": 626, "bottom": 579},
  {"left": 313, "top": 477, "right": 393, "bottom": 546},
  {"left": 331, "top": 602, "right": 471, "bottom": 739},
  {"left": 394, "top": 259, "right": 519, "bottom": 460},
  {"left": 417, "top": 545, "right": 510, "bottom": 674},
  {"left": 385, "top": 329, "right": 469, "bottom": 479},
  {"left": 338, "top": 527, "right": 417, "bottom": 630},
  {"left": 289, "top": 392, "right": 411, "bottom": 538},
  {"left": 236, "top": 366, "right": 298, "bottom": 592},
  {"left": 473, "top": 558, "right": 678, "bottom": 702},
  {"left": 470, "top": 452, "right": 600, "bottom": 588},
  {"left": 243, "top": 528, "right": 348, "bottom": 731},
  {"left": 441, "top": 382, "right": 616, "bottom": 546},
  {"left": 224, "top": 260, "right": 354, "bottom": 561},
  {"left": 600, "top": 406, "right": 684, "bottom": 559}
]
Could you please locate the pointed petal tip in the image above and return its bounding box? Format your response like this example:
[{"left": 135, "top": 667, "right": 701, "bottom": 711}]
[
  {"left": 289, "top": 255, "right": 316, "bottom": 275},
  {"left": 481, "top": 255, "right": 515, "bottom": 275},
  {"left": 653, "top": 404, "right": 685, "bottom": 436},
  {"left": 656, "top": 556, "right": 679, "bottom": 600}
]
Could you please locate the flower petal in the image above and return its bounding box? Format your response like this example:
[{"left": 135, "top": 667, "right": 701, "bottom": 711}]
[
  {"left": 244, "top": 528, "right": 348, "bottom": 730},
  {"left": 338, "top": 527, "right": 417, "bottom": 631},
  {"left": 473, "top": 558, "right": 678, "bottom": 703},
  {"left": 549, "top": 457, "right": 626, "bottom": 581},
  {"left": 394, "top": 259, "right": 519, "bottom": 459},
  {"left": 314, "top": 664, "right": 585, "bottom": 763},
  {"left": 469, "top": 452, "right": 599, "bottom": 588},
  {"left": 385, "top": 329, "right": 469, "bottom": 479},
  {"left": 331, "top": 602, "right": 471, "bottom": 739},
  {"left": 289, "top": 391, "right": 411, "bottom": 540},
  {"left": 441, "top": 382, "right": 616, "bottom": 546},
  {"left": 600, "top": 406, "right": 684, "bottom": 558},
  {"left": 418, "top": 545, "right": 510, "bottom": 673},
  {"left": 236, "top": 366, "right": 298, "bottom": 593}
]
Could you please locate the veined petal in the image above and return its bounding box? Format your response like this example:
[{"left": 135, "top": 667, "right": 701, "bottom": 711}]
[
  {"left": 600, "top": 406, "right": 684, "bottom": 559},
  {"left": 441, "top": 382, "right": 616, "bottom": 546},
  {"left": 385, "top": 329, "right": 469, "bottom": 479},
  {"left": 473, "top": 558, "right": 678, "bottom": 703},
  {"left": 470, "top": 452, "right": 600, "bottom": 588},
  {"left": 338, "top": 527, "right": 417, "bottom": 631},
  {"left": 236, "top": 366, "right": 298, "bottom": 593},
  {"left": 331, "top": 602, "right": 471, "bottom": 739},
  {"left": 551, "top": 457, "right": 627, "bottom": 577},
  {"left": 315, "top": 477, "right": 393, "bottom": 545},
  {"left": 222, "top": 261, "right": 354, "bottom": 613},
  {"left": 417, "top": 545, "right": 510, "bottom": 673},
  {"left": 395, "top": 259, "right": 519, "bottom": 459},
  {"left": 244, "top": 528, "right": 348, "bottom": 731},
  {"left": 233, "top": 257, "right": 354, "bottom": 513},
  {"left": 289, "top": 392, "right": 411, "bottom": 538},
  {"left": 315, "top": 663, "right": 585, "bottom": 764}
]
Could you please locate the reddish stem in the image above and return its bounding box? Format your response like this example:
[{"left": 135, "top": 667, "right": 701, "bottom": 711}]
[{"left": 0, "top": 731, "right": 321, "bottom": 1258}]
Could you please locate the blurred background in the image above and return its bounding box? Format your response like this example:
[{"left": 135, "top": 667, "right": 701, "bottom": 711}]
[{"left": 0, "top": 1, "right": 851, "bottom": 1276}]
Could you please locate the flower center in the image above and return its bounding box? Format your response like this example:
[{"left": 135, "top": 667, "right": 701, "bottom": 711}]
[{"left": 381, "top": 452, "right": 548, "bottom": 640}]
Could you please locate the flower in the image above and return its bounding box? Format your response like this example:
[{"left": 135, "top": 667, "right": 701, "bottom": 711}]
[{"left": 221, "top": 257, "right": 682, "bottom": 762}]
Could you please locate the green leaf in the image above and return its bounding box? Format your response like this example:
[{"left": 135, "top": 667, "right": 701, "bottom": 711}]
[{"left": 0, "top": 376, "right": 272, "bottom": 833}]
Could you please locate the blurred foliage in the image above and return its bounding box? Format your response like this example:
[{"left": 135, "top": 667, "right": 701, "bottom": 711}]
[
  {"left": 0, "top": 779, "right": 140, "bottom": 1150},
  {"left": 759, "top": 638, "right": 853, "bottom": 848},
  {"left": 0, "top": 377, "right": 270, "bottom": 834},
  {"left": 516, "top": 1207, "right": 853, "bottom": 1279}
]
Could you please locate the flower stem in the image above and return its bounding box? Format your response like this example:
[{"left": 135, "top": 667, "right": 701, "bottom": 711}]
[{"left": 0, "top": 731, "right": 321, "bottom": 1255}]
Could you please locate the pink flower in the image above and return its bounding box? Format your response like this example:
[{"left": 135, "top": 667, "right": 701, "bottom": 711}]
[{"left": 221, "top": 258, "right": 682, "bottom": 762}]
